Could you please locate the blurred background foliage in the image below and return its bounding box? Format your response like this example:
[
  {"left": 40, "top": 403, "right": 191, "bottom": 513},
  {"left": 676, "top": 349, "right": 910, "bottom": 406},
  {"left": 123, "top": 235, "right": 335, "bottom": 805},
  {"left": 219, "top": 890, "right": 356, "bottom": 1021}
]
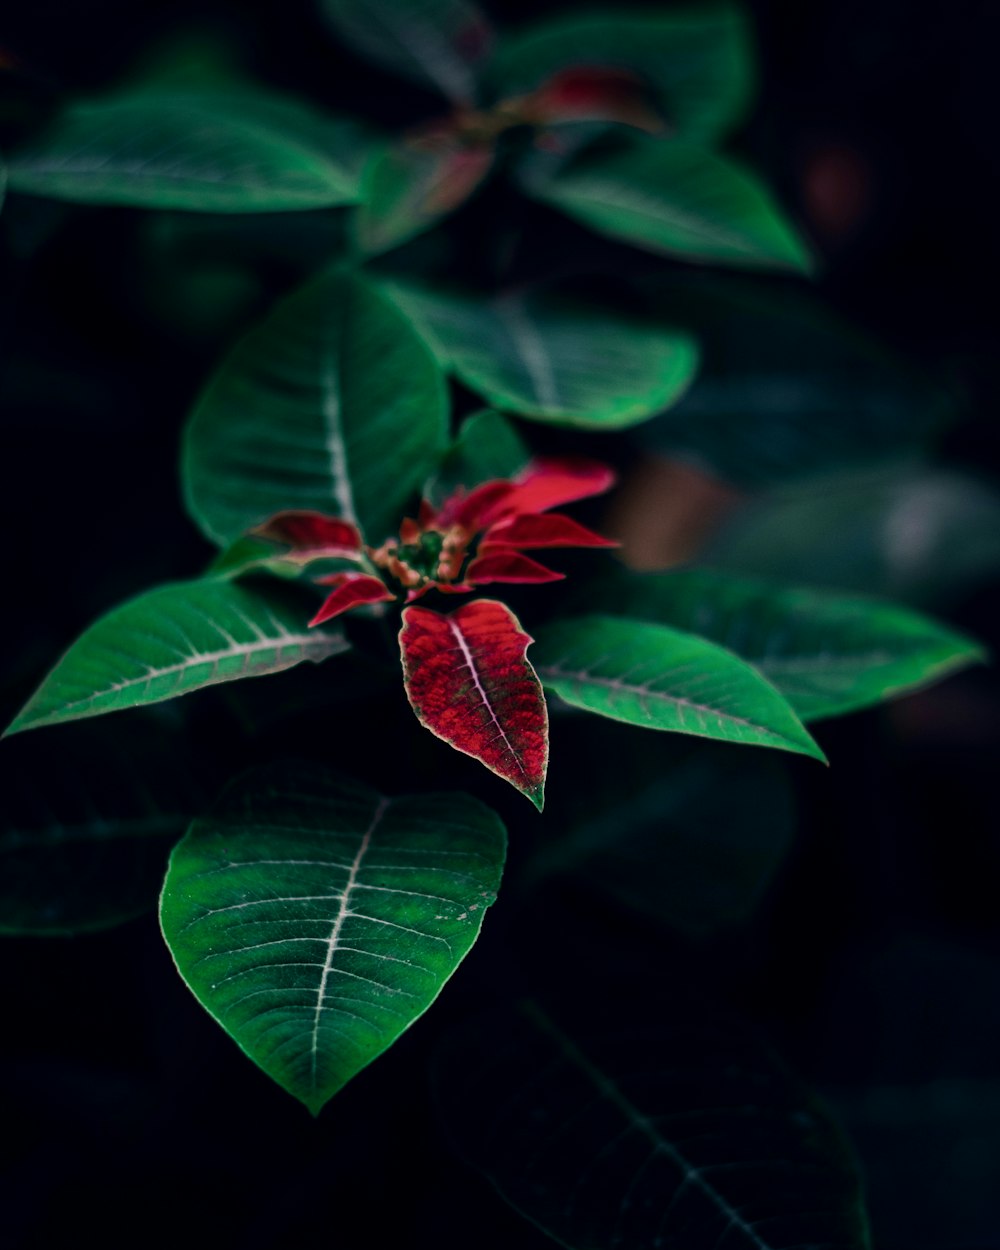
[{"left": 2, "top": 1, "right": 1000, "bottom": 1247}]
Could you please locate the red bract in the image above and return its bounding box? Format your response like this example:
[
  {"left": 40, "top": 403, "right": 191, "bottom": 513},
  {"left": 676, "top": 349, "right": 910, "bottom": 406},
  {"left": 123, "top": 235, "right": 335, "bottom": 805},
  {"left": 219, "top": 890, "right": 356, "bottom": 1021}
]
[{"left": 252, "top": 456, "right": 617, "bottom": 621}]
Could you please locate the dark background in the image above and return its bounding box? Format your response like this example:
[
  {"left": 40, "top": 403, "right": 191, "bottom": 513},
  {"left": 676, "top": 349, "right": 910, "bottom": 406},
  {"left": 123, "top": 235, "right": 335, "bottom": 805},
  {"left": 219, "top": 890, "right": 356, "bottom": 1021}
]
[{"left": 2, "top": 2, "right": 999, "bottom": 1247}]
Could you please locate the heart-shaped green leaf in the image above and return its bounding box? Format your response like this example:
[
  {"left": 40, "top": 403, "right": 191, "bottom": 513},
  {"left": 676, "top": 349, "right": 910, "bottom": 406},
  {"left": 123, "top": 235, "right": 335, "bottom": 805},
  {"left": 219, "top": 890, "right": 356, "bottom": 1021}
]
[
  {"left": 529, "top": 138, "right": 813, "bottom": 273},
  {"left": 183, "top": 270, "right": 449, "bottom": 546},
  {"left": 584, "top": 567, "right": 985, "bottom": 721},
  {"left": 160, "top": 761, "right": 506, "bottom": 1113},
  {"left": 4, "top": 579, "right": 346, "bottom": 736},
  {"left": 531, "top": 613, "right": 825, "bottom": 760},
  {"left": 5, "top": 92, "right": 360, "bottom": 212},
  {"left": 491, "top": 4, "right": 755, "bottom": 144},
  {"left": 383, "top": 280, "right": 699, "bottom": 428},
  {"left": 321, "top": 0, "right": 494, "bottom": 105}
]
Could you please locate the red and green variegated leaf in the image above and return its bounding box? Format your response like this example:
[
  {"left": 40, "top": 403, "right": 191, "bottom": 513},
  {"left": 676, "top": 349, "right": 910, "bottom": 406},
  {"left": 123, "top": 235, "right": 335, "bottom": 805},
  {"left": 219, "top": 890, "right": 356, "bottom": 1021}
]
[
  {"left": 465, "top": 550, "right": 565, "bottom": 586},
  {"left": 506, "top": 457, "right": 617, "bottom": 515},
  {"left": 517, "top": 68, "right": 664, "bottom": 134},
  {"left": 310, "top": 573, "right": 395, "bottom": 625},
  {"left": 253, "top": 511, "right": 364, "bottom": 562},
  {"left": 355, "top": 136, "right": 493, "bottom": 256},
  {"left": 481, "top": 511, "right": 617, "bottom": 550},
  {"left": 399, "top": 600, "right": 548, "bottom": 809}
]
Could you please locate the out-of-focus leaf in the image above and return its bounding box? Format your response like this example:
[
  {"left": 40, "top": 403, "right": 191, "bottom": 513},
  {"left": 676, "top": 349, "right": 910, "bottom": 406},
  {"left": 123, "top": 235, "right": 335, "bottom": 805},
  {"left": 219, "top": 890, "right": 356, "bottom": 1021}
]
[
  {"left": 492, "top": 5, "right": 755, "bottom": 143},
  {"left": 427, "top": 410, "right": 531, "bottom": 504},
  {"left": 400, "top": 600, "right": 548, "bottom": 810},
  {"left": 529, "top": 137, "right": 812, "bottom": 273},
  {"left": 382, "top": 280, "right": 699, "bottom": 428},
  {"left": 161, "top": 761, "right": 506, "bottom": 1114},
  {"left": 0, "top": 719, "right": 204, "bottom": 935},
  {"left": 184, "top": 270, "right": 448, "bottom": 547},
  {"left": 583, "top": 566, "right": 984, "bottom": 721},
  {"left": 532, "top": 614, "right": 825, "bottom": 760},
  {"left": 321, "top": 0, "right": 494, "bottom": 105},
  {"left": 435, "top": 997, "right": 872, "bottom": 1250},
  {"left": 636, "top": 275, "right": 948, "bottom": 487},
  {"left": 6, "top": 92, "right": 361, "bottom": 212},
  {"left": 355, "top": 135, "right": 493, "bottom": 255},
  {"left": 536, "top": 725, "right": 795, "bottom": 938},
  {"left": 708, "top": 466, "right": 1000, "bottom": 607},
  {"left": 4, "top": 580, "right": 347, "bottom": 736}
]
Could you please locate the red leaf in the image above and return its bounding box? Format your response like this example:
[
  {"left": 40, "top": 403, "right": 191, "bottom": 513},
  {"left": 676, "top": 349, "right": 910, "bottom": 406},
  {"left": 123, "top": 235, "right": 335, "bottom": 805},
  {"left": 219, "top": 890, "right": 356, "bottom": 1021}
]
[
  {"left": 253, "top": 511, "right": 364, "bottom": 562},
  {"left": 465, "top": 549, "right": 565, "bottom": 586},
  {"left": 399, "top": 599, "right": 548, "bottom": 809},
  {"left": 309, "top": 573, "right": 395, "bottom": 626},
  {"left": 480, "top": 511, "right": 618, "bottom": 550},
  {"left": 435, "top": 480, "right": 516, "bottom": 530},
  {"left": 503, "top": 458, "right": 617, "bottom": 516},
  {"left": 416, "top": 141, "right": 494, "bottom": 216},
  {"left": 522, "top": 67, "right": 664, "bottom": 134}
]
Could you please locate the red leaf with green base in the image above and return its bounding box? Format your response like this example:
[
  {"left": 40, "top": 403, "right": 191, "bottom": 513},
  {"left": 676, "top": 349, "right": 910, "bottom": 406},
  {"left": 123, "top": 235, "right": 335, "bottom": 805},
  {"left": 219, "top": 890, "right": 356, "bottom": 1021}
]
[{"left": 400, "top": 599, "right": 548, "bottom": 809}]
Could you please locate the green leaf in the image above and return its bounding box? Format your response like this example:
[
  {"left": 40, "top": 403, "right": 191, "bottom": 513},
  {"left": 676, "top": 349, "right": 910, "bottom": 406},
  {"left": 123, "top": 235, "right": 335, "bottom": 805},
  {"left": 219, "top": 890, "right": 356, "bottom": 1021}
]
[
  {"left": 160, "top": 761, "right": 506, "bottom": 1114},
  {"left": 4, "top": 579, "right": 347, "bottom": 736},
  {"left": 5, "top": 92, "right": 361, "bottom": 212},
  {"left": 0, "top": 719, "right": 204, "bottom": 935},
  {"left": 584, "top": 567, "right": 985, "bottom": 721},
  {"left": 536, "top": 727, "right": 795, "bottom": 938},
  {"left": 354, "top": 137, "right": 493, "bottom": 255},
  {"left": 491, "top": 4, "right": 755, "bottom": 144},
  {"left": 436, "top": 997, "right": 872, "bottom": 1250},
  {"left": 381, "top": 280, "right": 699, "bottom": 428},
  {"left": 427, "top": 409, "right": 530, "bottom": 503},
  {"left": 183, "top": 270, "right": 449, "bottom": 546},
  {"left": 531, "top": 614, "right": 825, "bottom": 760},
  {"left": 529, "top": 137, "right": 813, "bottom": 273},
  {"left": 321, "top": 0, "right": 494, "bottom": 104}
]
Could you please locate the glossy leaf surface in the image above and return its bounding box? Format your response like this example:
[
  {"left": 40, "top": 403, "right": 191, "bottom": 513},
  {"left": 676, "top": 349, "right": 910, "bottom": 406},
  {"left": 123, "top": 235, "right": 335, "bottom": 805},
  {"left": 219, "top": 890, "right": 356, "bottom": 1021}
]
[
  {"left": 184, "top": 271, "right": 448, "bottom": 546},
  {"left": 0, "top": 719, "right": 204, "bottom": 935},
  {"left": 355, "top": 137, "right": 492, "bottom": 255},
  {"left": 588, "top": 567, "right": 984, "bottom": 721},
  {"left": 400, "top": 600, "right": 548, "bottom": 808},
  {"left": 384, "top": 281, "right": 698, "bottom": 428},
  {"left": 160, "top": 761, "right": 506, "bottom": 1113},
  {"left": 322, "top": 0, "right": 493, "bottom": 104},
  {"left": 532, "top": 614, "right": 824, "bottom": 760},
  {"left": 531, "top": 139, "right": 812, "bottom": 272},
  {"left": 4, "top": 580, "right": 347, "bottom": 736},
  {"left": 492, "top": 5, "right": 754, "bottom": 143},
  {"left": 436, "top": 998, "right": 872, "bottom": 1250},
  {"left": 6, "top": 92, "right": 359, "bottom": 212}
]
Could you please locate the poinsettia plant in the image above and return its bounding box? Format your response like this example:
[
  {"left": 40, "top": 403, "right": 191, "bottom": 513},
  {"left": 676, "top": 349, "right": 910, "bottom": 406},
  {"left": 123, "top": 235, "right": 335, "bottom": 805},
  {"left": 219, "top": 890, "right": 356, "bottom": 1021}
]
[{"left": 0, "top": 3, "right": 988, "bottom": 1248}]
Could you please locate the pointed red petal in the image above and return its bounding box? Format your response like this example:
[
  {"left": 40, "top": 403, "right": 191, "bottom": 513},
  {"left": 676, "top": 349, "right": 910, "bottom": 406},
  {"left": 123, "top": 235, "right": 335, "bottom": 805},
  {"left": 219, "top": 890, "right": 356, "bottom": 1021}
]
[
  {"left": 503, "top": 458, "right": 617, "bottom": 516},
  {"left": 465, "top": 549, "right": 565, "bottom": 585},
  {"left": 399, "top": 599, "right": 548, "bottom": 808},
  {"left": 435, "top": 480, "right": 515, "bottom": 530},
  {"left": 399, "top": 517, "right": 422, "bottom": 543},
  {"left": 253, "top": 511, "right": 364, "bottom": 562},
  {"left": 480, "top": 511, "right": 619, "bottom": 550},
  {"left": 309, "top": 573, "right": 395, "bottom": 626}
]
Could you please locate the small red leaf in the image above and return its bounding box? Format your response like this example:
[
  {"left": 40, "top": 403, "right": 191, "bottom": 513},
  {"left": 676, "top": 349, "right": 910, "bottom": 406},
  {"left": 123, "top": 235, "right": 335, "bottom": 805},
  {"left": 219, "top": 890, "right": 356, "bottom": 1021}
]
[
  {"left": 481, "top": 511, "right": 619, "bottom": 550},
  {"left": 523, "top": 67, "right": 664, "bottom": 134},
  {"left": 400, "top": 599, "right": 548, "bottom": 809},
  {"left": 504, "top": 458, "right": 617, "bottom": 515},
  {"left": 465, "top": 549, "right": 565, "bottom": 586},
  {"left": 418, "top": 142, "right": 494, "bottom": 216},
  {"left": 309, "top": 573, "right": 395, "bottom": 626},
  {"left": 435, "top": 480, "right": 515, "bottom": 530},
  {"left": 253, "top": 511, "right": 364, "bottom": 562}
]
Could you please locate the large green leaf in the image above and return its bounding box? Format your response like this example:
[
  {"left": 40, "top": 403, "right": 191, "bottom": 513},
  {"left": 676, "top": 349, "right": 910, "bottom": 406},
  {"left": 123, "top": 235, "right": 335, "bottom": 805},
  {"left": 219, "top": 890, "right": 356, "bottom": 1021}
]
[
  {"left": 531, "top": 614, "right": 824, "bottom": 760},
  {"left": 529, "top": 138, "right": 812, "bottom": 273},
  {"left": 183, "top": 270, "right": 448, "bottom": 546},
  {"left": 0, "top": 718, "right": 205, "bottom": 935},
  {"left": 584, "top": 567, "right": 984, "bottom": 721},
  {"left": 491, "top": 5, "right": 755, "bottom": 144},
  {"left": 4, "top": 579, "right": 347, "bottom": 736},
  {"left": 160, "top": 761, "right": 506, "bottom": 1114},
  {"left": 5, "top": 92, "right": 360, "bottom": 212},
  {"left": 321, "top": 0, "right": 494, "bottom": 104},
  {"left": 436, "top": 997, "right": 872, "bottom": 1250},
  {"left": 382, "top": 280, "right": 699, "bottom": 428},
  {"left": 536, "top": 726, "right": 794, "bottom": 938}
]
